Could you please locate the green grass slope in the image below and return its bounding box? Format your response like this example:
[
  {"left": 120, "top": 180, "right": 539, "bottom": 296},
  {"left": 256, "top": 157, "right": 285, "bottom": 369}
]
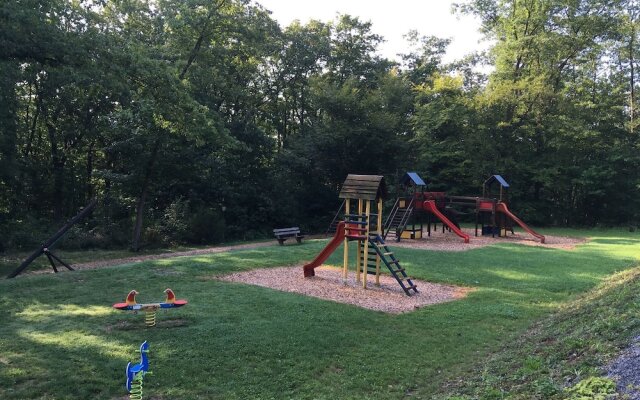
[{"left": 438, "top": 267, "right": 640, "bottom": 399}]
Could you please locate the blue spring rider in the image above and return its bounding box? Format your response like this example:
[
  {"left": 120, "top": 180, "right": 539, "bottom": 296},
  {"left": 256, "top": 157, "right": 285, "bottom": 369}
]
[{"left": 125, "top": 341, "right": 150, "bottom": 399}]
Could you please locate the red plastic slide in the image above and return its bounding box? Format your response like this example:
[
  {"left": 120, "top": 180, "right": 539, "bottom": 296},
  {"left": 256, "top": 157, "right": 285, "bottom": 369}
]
[
  {"left": 496, "top": 202, "right": 545, "bottom": 243},
  {"left": 423, "top": 200, "right": 470, "bottom": 243},
  {"left": 303, "top": 222, "right": 346, "bottom": 277}
]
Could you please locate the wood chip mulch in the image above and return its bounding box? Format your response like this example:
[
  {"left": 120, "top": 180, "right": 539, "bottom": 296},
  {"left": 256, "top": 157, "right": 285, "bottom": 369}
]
[
  {"left": 215, "top": 265, "right": 472, "bottom": 314},
  {"left": 390, "top": 228, "right": 586, "bottom": 252}
]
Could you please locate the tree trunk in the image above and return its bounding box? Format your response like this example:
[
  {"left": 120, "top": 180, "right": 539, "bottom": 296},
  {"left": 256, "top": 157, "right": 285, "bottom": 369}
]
[
  {"left": 86, "top": 141, "right": 94, "bottom": 201},
  {"left": 45, "top": 116, "right": 65, "bottom": 221},
  {"left": 24, "top": 81, "right": 40, "bottom": 157},
  {"left": 630, "top": 21, "right": 636, "bottom": 133},
  {"left": 0, "top": 62, "right": 19, "bottom": 214},
  {"left": 132, "top": 183, "right": 149, "bottom": 252},
  {"left": 131, "top": 137, "right": 161, "bottom": 252},
  {"left": 179, "top": 0, "right": 226, "bottom": 80}
]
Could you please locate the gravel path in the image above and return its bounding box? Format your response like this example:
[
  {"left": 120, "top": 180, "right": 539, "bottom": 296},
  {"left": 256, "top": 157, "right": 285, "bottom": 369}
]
[
  {"left": 215, "top": 265, "right": 472, "bottom": 313},
  {"left": 607, "top": 335, "right": 640, "bottom": 398}
]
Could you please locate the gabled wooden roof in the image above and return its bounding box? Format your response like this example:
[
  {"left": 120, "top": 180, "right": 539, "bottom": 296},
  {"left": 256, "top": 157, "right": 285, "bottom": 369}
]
[{"left": 338, "top": 174, "right": 386, "bottom": 201}]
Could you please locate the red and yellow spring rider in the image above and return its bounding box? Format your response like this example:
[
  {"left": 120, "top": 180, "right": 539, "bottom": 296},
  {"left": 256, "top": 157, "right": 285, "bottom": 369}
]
[{"left": 113, "top": 289, "right": 188, "bottom": 327}]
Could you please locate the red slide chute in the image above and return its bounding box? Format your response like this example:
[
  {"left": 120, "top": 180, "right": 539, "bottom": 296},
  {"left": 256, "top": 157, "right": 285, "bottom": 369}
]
[
  {"left": 496, "top": 202, "right": 545, "bottom": 243},
  {"left": 303, "top": 222, "right": 345, "bottom": 277},
  {"left": 423, "top": 200, "right": 470, "bottom": 243}
]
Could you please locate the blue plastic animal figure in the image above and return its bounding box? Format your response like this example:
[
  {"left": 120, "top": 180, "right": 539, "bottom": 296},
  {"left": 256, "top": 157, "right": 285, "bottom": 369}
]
[{"left": 126, "top": 341, "right": 149, "bottom": 395}]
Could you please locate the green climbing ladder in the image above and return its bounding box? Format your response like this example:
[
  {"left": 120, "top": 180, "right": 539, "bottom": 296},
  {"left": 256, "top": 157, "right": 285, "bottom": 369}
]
[{"left": 359, "top": 233, "right": 418, "bottom": 296}]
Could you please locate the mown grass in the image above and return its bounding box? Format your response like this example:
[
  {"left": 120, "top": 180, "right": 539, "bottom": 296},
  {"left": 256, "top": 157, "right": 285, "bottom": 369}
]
[
  {"left": 0, "top": 229, "right": 638, "bottom": 399},
  {"left": 0, "top": 238, "right": 272, "bottom": 278}
]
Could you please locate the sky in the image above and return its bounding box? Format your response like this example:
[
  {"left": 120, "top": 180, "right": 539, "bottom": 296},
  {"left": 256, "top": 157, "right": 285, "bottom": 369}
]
[{"left": 254, "top": 0, "right": 491, "bottom": 63}]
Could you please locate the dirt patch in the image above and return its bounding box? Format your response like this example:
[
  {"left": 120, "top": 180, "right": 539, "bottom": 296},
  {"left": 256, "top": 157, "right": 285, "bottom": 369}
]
[
  {"left": 391, "top": 228, "right": 586, "bottom": 252},
  {"left": 156, "top": 318, "right": 190, "bottom": 328},
  {"left": 215, "top": 265, "right": 472, "bottom": 314},
  {"left": 104, "top": 320, "right": 139, "bottom": 332},
  {"left": 106, "top": 316, "right": 190, "bottom": 331},
  {"left": 150, "top": 268, "right": 185, "bottom": 276}
]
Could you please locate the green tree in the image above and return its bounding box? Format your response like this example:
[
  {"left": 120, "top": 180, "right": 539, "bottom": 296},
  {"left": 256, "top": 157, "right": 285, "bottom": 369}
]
[{"left": 458, "top": 0, "right": 635, "bottom": 224}]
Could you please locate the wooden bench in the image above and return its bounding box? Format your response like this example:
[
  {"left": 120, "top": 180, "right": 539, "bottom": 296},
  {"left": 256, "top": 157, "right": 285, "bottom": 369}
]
[{"left": 273, "top": 227, "right": 304, "bottom": 245}]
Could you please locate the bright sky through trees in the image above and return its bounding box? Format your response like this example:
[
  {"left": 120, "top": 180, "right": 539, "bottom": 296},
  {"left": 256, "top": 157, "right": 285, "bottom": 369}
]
[{"left": 255, "top": 0, "right": 490, "bottom": 62}]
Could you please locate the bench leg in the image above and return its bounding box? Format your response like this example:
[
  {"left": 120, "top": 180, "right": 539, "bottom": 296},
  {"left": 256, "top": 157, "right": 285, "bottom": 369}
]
[
  {"left": 296, "top": 237, "right": 302, "bottom": 244},
  {"left": 277, "top": 239, "right": 285, "bottom": 245}
]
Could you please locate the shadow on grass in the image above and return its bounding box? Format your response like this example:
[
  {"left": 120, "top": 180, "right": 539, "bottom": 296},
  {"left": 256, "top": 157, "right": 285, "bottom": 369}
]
[{"left": 589, "top": 238, "right": 640, "bottom": 245}]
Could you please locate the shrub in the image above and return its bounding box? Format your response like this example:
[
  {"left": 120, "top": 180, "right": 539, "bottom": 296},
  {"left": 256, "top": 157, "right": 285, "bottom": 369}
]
[
  {"left": 564, "top": 376, "right": 616, "bottom": 400},
  {"left": 186, "top": 206, "right": 226, "bottom": 244}
]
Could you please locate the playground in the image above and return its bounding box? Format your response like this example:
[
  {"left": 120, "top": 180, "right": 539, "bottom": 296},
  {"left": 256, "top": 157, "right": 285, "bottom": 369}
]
[
  {"left": 6, "top": 0, "right": 640, "bottom": 395},
  {"left": 3, "top": 173, "right": 640, "bottom": 399},
  {"left": 1, "top": 224, "right": 640, "bottom": 399},
  {"left": 2, "top": 172, "right": 639, "bottom": 399}
]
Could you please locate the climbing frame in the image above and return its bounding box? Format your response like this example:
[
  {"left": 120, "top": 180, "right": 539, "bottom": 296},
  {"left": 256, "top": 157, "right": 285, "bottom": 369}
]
[{"left": 338, "top": 175, "right": 417, "bottom": 295}]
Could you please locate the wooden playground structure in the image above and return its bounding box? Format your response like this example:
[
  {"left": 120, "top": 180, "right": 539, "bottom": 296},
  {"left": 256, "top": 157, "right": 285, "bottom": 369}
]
[
  {"left": 304, "top": 175, "right": 418, "bottom": 296},
  {"left": 339, "top": 174, "right": 384, "bottom": 288},
  {"left": 380, "top": 172, "right": 545, "bottom": 244}
]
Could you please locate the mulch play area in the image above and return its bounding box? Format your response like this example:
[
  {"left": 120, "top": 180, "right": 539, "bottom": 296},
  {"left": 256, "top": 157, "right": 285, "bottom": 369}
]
[
  {"left": 392, "top": 228, "right": 586, "bottom": 252},
  {"left": 214, "top": 230, "right": 584, "bottom": 313},
  {"left": 216, "top": 265, "right": 472, "bottom": 313}
]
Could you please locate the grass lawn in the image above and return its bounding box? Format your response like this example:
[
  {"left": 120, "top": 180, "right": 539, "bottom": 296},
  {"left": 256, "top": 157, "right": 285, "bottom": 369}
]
[
  {"left": 0, "top": 228, "right": 639, "bottom": 399},
  {"left": 0, "top": 239, "right": 271, "bottom": 278}
]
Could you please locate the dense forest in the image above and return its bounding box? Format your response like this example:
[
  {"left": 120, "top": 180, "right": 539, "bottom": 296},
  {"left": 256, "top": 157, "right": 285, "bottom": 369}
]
[{"left": 0, "top": 0, "right": 638, "bottom": 251}]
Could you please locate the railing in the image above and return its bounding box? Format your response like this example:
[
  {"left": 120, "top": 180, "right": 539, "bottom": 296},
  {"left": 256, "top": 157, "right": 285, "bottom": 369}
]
[
  {"left": 382, "top": 198, "right": 401, "bottom": 239},
  {"left": 383, "top": 197, "right": 414, "bottom": 240},
  {"left": 325, "top": 199, "right": 346, "bottom": 236},
  {"left": 398, "top": 197, "right": 415, "bottom": 230}
]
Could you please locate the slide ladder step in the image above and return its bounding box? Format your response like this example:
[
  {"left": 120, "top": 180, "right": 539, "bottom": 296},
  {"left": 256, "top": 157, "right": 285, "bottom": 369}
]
[
  {"left": 367, "top": 234, "right": 418, "bottom": 296},
  {"left": 358, "top": 269, "right": 378, "bottom": 276},
  {"left": 346, "top": 235, "right": 367, "bottom": 240}
]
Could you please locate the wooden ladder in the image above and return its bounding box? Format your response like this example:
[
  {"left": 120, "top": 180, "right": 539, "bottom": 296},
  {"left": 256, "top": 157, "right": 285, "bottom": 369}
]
[{"left": 365, "top": 233, "right": 418, "bottom": 296}]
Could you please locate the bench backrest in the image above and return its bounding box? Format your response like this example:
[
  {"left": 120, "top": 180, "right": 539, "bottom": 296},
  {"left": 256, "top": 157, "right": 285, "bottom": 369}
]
[{"left": 273, "top": 227, "right": 300, "bottom": 235}]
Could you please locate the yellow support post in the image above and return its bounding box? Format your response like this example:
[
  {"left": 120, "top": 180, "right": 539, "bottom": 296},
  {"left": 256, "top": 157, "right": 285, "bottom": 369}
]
[
  {"left": 343, "top": 199, "right": 350, "bottom": 282},
  {"left": 362, "top": 200, "right": 371, "bottom": 289},
  {"left": 376, "top": 197, "right": 382, "bottom": 286}
]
